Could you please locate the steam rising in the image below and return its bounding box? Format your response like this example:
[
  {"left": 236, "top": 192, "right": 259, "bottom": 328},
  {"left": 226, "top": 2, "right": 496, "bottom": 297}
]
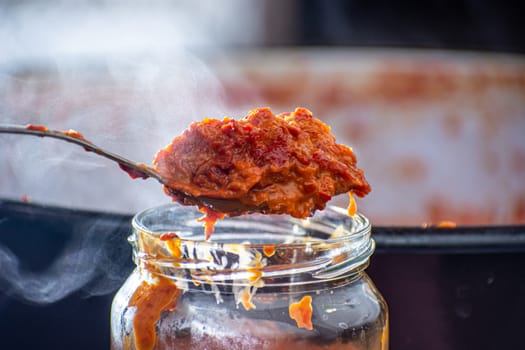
[
  {"left": 0, "top": 217, "right": 131, "bottom": 304},
  {"left": 0, "top": 0, "right": 264, "bottom": 213},
  {"left": 0, "top": 1, "right": 263, "bottom": 303}
]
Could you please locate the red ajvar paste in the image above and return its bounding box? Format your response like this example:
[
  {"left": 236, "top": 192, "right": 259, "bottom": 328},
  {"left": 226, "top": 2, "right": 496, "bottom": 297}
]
[{"left": 154, "top": 107, "right": 370, "bottom": 235}]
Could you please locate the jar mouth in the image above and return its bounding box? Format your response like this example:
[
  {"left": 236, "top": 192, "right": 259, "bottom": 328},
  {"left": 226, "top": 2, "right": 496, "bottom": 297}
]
[{"left": 130, "top": 204, "right": 373, "bottom": 288}]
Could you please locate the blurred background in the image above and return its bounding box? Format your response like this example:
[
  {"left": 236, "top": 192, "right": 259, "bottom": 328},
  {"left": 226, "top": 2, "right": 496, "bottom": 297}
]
[
  {"left": 1, "top": 0, "right": 524, "bottom": 225},
  {"left": 1, "top": 2, "right": 525, "bottom": 349}
]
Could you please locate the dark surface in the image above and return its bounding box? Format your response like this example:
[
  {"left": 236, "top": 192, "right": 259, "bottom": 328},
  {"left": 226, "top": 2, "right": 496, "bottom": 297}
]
[
  {"left": 1, "top": 200, "right": 525, "bottom": 349},
  {"left": 296, "top": 0, "right": 525, "bottom": 54},
  {"left": 0, "top": 200, "right": 133, "bottom": 350}
]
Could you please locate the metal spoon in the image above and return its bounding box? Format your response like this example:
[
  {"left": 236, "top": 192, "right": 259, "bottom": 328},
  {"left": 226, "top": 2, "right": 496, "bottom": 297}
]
[
  {"left": 0, "top": 124, "right": 161, "bottom": 180},
  {"left": 0, "top": 124, "right": 251, "bottom": 213}
]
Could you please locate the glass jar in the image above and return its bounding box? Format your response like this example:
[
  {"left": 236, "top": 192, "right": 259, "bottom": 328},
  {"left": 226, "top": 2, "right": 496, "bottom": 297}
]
[{"left": 111, "top": 204, "right": 388, "bottom": 350}]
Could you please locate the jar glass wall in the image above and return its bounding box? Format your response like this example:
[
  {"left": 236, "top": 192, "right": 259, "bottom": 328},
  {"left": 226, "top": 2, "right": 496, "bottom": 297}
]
[{"left": 111, "top": 204, "right": 388, "bottom": 350}]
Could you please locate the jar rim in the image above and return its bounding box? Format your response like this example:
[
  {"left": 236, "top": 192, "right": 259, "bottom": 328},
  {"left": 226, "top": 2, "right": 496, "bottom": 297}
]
[
  {"left": 132, "top": 203, "right": 370, "bottom": 247},
  {"left": 130, "top": 203, "right": 374, "bottom": 288}
]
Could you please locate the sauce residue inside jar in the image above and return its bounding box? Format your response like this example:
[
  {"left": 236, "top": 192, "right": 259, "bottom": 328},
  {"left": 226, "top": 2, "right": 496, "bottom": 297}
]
[
  {"left": 263, "top": 244, "right": 276, "bottom": 257},
  {"left": 128, "top": 278, "right": 182, "bottom": 350},
  {"left": 289, "top": 295, "right": 314, "bottom": 331}
]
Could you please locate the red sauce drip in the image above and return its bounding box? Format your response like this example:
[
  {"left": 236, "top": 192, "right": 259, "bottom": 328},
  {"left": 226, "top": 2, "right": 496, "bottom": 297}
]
[
  {"left": 62, "top": 129, "right": 86, "bottom": 140},
  {"left": 118, "top": 164, "right": 150, "bottom": 180},
  {"left": 160, "top": 232, "right": 178, "bottom": 241},
  {"left": 197, "top": 208, "right": 225, "bottom": 240},
  {"left": 128, "top": 278, "right": 181, "bottom": 350},
  {"left": 263, "top": 244, "right": 276, "bottom": 257},
  {"left": 25, "top": 124, "right": 48, "bottom": 132}
]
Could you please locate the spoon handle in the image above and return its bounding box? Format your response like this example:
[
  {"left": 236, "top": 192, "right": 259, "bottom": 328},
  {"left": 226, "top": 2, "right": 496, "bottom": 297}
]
[{"left": 0, "top": 124, "right": 162, "bottom": 181}]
